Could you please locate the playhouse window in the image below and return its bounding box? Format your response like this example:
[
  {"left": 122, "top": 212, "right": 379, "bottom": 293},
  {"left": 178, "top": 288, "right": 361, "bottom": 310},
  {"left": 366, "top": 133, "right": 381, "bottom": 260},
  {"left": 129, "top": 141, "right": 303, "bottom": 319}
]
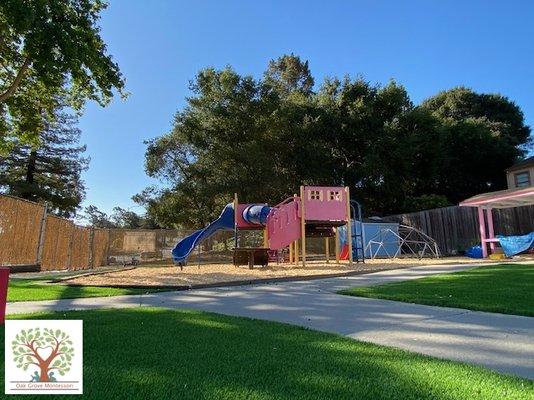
[
  {"left": 309, "top": 190, "right": 322, "bottom": 200},
  {"left": 328, "top": 190, "right": 342, "bottom": 201}
]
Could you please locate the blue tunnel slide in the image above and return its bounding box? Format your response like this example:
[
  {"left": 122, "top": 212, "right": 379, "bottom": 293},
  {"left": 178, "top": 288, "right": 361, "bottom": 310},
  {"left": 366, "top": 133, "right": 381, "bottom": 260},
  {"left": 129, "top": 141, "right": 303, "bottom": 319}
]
[{"left": 171, "top": 203, "right": 271, "bottom": 264}]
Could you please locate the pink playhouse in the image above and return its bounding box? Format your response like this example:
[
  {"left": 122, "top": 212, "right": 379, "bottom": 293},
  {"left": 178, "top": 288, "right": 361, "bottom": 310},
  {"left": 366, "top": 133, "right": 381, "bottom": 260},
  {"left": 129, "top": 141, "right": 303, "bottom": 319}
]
[{"left": 172, "top": 186, "right": 356, "bottom": 267}]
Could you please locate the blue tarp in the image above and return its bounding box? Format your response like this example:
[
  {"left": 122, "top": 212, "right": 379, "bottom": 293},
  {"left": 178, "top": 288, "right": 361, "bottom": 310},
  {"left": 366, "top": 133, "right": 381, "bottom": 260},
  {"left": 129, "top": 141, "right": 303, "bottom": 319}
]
[{"left": 497, "top": 232, "right": 534, "bottom": 257}]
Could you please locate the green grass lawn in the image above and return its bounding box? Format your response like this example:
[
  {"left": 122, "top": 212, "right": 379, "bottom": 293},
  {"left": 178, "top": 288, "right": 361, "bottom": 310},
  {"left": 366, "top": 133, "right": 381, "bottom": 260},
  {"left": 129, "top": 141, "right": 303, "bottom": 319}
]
[
  {"left": 7, "top": 279, "right": 163, "bottom": 302},
  {"left": 339, "top": 263, "right": 534, "bottom": 316},
  {"left": 3, "top": 308, "right": 532, "bottom": 399}
]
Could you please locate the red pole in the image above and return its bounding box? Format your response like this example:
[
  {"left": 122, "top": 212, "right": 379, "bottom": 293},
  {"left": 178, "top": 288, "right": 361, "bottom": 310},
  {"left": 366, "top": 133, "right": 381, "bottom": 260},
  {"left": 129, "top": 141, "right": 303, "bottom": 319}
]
[{"left": 0, "top": 267, "right": 9, "bottom": 324}]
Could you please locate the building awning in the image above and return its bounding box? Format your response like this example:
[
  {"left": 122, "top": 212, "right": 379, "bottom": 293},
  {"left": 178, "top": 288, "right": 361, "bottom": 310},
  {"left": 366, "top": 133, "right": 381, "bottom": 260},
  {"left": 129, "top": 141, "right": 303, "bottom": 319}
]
[{"left": 459, "top": 186, "right": 534, "bottom": 209}]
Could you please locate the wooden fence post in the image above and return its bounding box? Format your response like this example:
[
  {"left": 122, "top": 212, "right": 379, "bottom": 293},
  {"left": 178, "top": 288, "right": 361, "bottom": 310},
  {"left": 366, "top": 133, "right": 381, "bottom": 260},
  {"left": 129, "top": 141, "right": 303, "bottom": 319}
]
[
  {"left": 88, "top": 227, "right": 95, "bottom": 269},
  {"left": 67, "top": 223, "right": 75, "bottom": 270},
  {"left": 105, "top": 229, "right": 111, "bottom": 266},
  {"left": 35, "top": 204, "right": 48, "bottom": 269}
]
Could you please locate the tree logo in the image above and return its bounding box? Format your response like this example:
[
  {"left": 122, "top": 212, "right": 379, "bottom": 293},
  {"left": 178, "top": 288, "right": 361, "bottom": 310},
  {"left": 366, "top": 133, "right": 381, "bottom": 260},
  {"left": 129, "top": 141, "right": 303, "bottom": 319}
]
[
  {"left": 12, "top": 328, "right": 75, "bottom": 382},
  {"left": 5, "top": 320, "right": 83, "bottom": 395}
]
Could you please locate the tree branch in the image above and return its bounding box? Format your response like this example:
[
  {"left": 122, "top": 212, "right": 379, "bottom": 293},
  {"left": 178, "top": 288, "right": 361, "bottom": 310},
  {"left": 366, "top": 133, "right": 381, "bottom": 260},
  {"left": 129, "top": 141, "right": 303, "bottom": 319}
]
[
  {"left": 23, "top": 341, "right": 44, "bottom": 364},
  {"left": 19, "top": 353, "right": 38, "bottom": 358},
  {"left": 0, "top": 56, "right": 31, "bottom": 102},
  {"left": 45, "top": 337, "right": 66, "bottom": 364}
]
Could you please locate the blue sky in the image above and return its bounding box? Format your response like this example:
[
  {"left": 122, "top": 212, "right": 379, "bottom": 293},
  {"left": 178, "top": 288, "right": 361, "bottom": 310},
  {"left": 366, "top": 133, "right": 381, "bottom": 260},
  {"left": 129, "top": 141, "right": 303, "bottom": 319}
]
[{"left": 78, "top": 0, "right": 534, "bottom": 214}]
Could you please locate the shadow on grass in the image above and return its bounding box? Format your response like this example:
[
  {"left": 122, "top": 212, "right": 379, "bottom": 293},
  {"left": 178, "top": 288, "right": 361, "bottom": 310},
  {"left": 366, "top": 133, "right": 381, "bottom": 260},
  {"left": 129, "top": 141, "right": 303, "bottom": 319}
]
[
  {"left": 2, "top": 308, "right": 532, "bottom": 400},
  {"left": 7, "top": 280, "right": 164, "bottom": 302}
]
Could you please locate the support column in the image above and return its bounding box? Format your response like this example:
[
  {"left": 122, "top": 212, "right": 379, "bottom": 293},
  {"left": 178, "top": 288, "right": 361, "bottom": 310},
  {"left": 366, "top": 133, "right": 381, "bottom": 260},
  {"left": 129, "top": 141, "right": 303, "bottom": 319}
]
[
  {"left": 325, "top": 237, "right": 330, "bottom": 263},
  {"left": 233, "top": 193, "right": 239, "bottom": 249},
  {"left": 88, "top": 227, "right": 95, "bottom": 269},
  {"left": 477, "top": 207, "right": 488, "bottom": 258},
  {"left": 345, "top": 187, "right": 353, "bottom": 266},
  {"left": 300, "top": 186, "right": 306, "bottom": 267},
  {"left": 294, "top": 240, "right": 299, "bottom": 266},
  {"left": 36, "top": 204, "right": 48, "bottom": 268},
  {"left": 485, "top": 208, "right": 496, "bottom": 252},
  {"left": 263, "top": 229, "right": 269, "bottom": 248},
  {"left": 289, "top": 241, "right": 293, "bottom": 263},
  {"left": 335, "top": 228, "right": 340, "bottom": 264},
  {"left": 105, "top": 229, "right": 111, "bottom": 266}
]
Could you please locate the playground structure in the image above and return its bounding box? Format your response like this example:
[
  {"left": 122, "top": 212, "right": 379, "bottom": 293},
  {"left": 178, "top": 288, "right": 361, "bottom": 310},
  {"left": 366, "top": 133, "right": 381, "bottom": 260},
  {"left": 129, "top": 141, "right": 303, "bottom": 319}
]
[
  {"left": 172, "top": 186, "right": 356, "bottom": 268},
  {"left": 364, "top": 224, "right": 441, "bottom": 259}
]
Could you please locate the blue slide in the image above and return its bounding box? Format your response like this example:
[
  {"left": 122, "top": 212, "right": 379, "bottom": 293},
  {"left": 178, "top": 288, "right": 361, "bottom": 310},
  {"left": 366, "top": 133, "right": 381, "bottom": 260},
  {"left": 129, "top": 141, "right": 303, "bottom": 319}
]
[{"left": 172, "top": 203, "right": 235, "bottom": 264}]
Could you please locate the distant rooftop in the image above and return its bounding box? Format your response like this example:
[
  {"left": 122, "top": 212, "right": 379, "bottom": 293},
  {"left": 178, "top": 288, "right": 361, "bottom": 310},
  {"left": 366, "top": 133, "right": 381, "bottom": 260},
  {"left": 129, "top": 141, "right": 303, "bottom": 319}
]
[{"left": 506, "top": 156, "right": 534, "bottom": 172}]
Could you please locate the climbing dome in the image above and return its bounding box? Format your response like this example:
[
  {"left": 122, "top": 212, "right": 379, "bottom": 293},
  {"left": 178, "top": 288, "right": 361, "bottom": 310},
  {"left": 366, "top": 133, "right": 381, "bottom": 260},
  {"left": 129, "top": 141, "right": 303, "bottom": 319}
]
[{"left": 364, "top": 224, "right": 441, "bottom": 259}]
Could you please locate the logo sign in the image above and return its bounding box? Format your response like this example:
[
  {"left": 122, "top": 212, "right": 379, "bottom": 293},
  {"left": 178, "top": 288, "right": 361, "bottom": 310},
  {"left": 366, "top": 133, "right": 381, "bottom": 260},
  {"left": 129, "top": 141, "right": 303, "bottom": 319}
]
[{"left": 5, "top": 320, "right": 83, "bottom": 395}]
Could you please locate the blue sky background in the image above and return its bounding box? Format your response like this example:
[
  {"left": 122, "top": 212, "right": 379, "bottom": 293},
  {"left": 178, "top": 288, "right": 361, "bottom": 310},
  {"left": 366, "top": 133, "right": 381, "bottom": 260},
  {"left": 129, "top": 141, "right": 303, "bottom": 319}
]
[{"left": 78, "top": 0, "right": 534, "bottom": 215}]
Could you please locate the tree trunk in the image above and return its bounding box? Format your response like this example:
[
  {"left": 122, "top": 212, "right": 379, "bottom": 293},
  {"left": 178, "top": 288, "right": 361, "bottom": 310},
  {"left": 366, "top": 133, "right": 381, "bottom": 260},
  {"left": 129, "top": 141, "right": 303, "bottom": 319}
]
[
  {"left": 39, "top": 364, "right": 50, "bottom": 382},
  {"left": 26, "top": 150, "right": 37, "bottom": 185},
  {"left": 0, "top": 57, "right": 31, "bottom": 103}
]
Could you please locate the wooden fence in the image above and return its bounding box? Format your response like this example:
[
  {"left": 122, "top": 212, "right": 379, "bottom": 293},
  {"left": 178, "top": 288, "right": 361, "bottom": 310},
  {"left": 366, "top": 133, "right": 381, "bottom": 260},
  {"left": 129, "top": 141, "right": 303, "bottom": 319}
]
[
  {"left": 386, "top": 205, "right": 534, "bottom": 255},
  {"left": 0, "top": 194, "right": 110, "bottom": 271}
]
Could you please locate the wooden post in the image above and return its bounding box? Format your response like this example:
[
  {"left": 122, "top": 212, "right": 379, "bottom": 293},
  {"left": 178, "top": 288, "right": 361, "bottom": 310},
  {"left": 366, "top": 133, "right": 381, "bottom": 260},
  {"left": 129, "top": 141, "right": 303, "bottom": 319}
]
[
  {"left": 345, "top": 187, "right": 353, "bottom": 266},
  {"left": 88, "top": 227, "right": 95, "bottom": 269},
  {"left": 325, "top": 237, "right": 330, "bottom": 263},
  {"left": 289, "top": 241, "right": 293, "bottom": 263},
  {"left": 292, "top": 193, "right": 298, "bottom": 266},
  {"left": 105, "top": 229, "right": 111, "bottom": 266},
  {"left": 300, "top": 186, "right": 306, "bottom": 267},
  {"left": 233, "top": 193, "right": 239, "bottom": 249},
  {"left": 263, "top": 229, "right": 269, "bottom": 248},
  {"left": 335, "top": 228, "right": 340, "bottom": 264},
  {"left": 36, "top": 203, "right": 48, "bottom": 269},
  {"left": 198, "top": 242, "right": 201, "bottom": 269},
  {"left": 67, "top": 223, "right": 75, "bottom": 271}
]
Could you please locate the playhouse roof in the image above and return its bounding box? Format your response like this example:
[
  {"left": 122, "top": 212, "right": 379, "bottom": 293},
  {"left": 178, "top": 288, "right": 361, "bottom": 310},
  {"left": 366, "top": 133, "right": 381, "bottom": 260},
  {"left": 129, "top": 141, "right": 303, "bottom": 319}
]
[{"left": 459, "top": 186, "right": 534, "bottom": 209}]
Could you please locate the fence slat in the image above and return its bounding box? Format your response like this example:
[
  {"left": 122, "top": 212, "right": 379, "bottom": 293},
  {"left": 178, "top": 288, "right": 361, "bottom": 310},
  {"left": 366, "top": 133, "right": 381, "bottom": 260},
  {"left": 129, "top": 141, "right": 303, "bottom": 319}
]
[
  {"left": 0, "top": 195, "right": 43, "bottom": 266},
  {"left": 1, "top": 194, "right": 111, "bottom": 271}
]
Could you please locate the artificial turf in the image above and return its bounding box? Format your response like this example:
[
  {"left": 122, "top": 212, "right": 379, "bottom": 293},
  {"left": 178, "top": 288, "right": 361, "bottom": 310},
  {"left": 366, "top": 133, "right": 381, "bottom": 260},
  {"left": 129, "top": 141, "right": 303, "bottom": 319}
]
[
  {"left": 7, "top": 279, "right": 163, "bottom": 302},
  {"left": 2, "top": 308, "right": 533, "bottom": 399},
  {"left": 339, "top": 263, "right": 534, "bottom": 316}
]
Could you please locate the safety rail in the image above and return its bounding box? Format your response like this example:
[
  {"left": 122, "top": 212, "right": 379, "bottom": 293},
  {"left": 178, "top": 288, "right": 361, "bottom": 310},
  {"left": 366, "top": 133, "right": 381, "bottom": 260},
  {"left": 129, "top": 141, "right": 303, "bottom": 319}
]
[{"left": 266, "top": 196, "right": 301, "bottom": 250}]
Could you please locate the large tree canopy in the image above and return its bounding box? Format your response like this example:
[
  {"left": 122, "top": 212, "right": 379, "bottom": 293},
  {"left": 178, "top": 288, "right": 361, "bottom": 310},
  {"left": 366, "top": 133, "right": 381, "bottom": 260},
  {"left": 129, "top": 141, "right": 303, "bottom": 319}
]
[
  {"left": 0, "top": 0, "right": 125, "bottom": 151},
  {"left": 139, "top": 55, "right": 531, "bottom": 228},
  {"left": 0, "top": 103, "right": 89, "bottom": 217},
  {"left": 420, "top": 87, "right": 531, "bottom": 203}
]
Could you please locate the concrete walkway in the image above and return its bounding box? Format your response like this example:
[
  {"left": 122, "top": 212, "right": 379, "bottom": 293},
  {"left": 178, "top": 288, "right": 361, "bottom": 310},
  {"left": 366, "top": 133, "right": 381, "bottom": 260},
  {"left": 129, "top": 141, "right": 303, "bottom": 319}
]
[{"left": 7, "top": 262, "right": 534, "bottom": 380}]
